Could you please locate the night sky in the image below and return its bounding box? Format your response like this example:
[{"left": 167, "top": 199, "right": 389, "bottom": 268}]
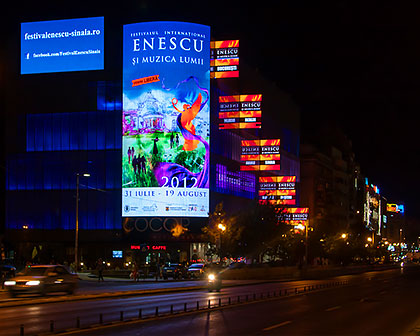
[{"left": 1, "top": 1, "right": 418, "bottom": 218}]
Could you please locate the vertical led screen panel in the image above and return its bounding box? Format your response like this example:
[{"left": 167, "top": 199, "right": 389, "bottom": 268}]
[
  {"left": 219, "top": 95, "right": 262, "bottom": 129},
  {"left": 259, "top": 176, "right": 296, "bottom": 205},
  {"left": 21, "top": 17, "right": 104, "bottom": 74},
  {"left": 122, "top": 22, "right": 210, "bottom": 217},
  {"left": 210, "top": 40, "right": 239, "bottom": 78},
  {"left": 240, "top": 139, "right": 280, "bottom": 171}
]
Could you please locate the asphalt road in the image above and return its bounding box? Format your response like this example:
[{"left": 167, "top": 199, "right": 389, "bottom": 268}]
[
  {"left": 0, "top": 267, "right": 415, "bottom": 335},
  {"left": 0, "top": 279, "right": 325, "bottom": 335},
  {"left": 75, "top": 267, "right": 420, "bottom": 336}
]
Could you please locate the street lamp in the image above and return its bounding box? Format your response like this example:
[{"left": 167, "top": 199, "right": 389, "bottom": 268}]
[
  {"left": 75, "top": 173, "right": 90, "bottom": 272},
  {"left": 217, "top": 223, "right": 226, "bottom": 263},
  {"left": 304, "top": 221, "right": 309, "bottom": 267},
  {"left": 217, "top": 223, "right": 226, "bottom": 232},
  {"left": 295, "top": 221, "right": 309, "bottom": 267}
]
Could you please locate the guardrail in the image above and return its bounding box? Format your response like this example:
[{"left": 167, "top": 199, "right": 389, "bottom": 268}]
[{"left": 18, "top": 280, "right": 349, "bottom": 335}]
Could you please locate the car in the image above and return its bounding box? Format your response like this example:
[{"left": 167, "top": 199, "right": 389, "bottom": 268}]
[
  {"left": 207, "top": 272, "right": 222, "bottom": 292},
  {"left": 4, "top": 265, "right": 78, "bottom": 297},
  {"left": 0, "top": 264, "right": 16, "bottom": 279},
  {"left": 162, "top": 263, "right": 188, "bottom": 280},
  {"left": 187, "top": 263, "right": 207, "bottom": 279}
]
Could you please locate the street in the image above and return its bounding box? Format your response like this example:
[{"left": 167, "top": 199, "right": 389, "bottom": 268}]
[
  {"left": 0, "top": 267, "right": 418, "bottom": 335},
  {"left": 77, "top": 266, "right": 420, "bottom": 336}
]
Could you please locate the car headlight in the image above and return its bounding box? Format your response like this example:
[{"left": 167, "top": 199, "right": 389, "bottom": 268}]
[
  {"left": 4, "top": 281, "right": 16, "bottom": 286},
  {"left": 208, "top": 274, "right": 215, "bottom": 281},
  {"left": 26, "top": 281, "right": 40, "bottom": 286}
]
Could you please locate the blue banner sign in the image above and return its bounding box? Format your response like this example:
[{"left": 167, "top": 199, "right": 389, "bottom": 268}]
[{"left": 21, "top": 17, "right": 104, "bottom": 74}]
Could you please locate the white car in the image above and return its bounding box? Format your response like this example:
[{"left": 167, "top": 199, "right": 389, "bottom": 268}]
[{"left": 4, "top": 265, "right": 78, "bottom": 297}]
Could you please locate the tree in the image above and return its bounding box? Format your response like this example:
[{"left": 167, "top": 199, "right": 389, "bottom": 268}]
[
  {"left": 202, "top": 202, "right": 242, "bottom": 261},
  {"left": 237, "top": 202, "right": 288, "bottom": 263}
]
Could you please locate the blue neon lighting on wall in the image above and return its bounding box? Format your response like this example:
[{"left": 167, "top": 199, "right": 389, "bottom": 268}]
[{"left": 26, "top": 111, "right": 121, "bottom": 152}]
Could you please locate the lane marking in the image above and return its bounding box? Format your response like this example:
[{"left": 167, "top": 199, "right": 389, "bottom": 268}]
[
  {"left": 263, "top": 320, "right": 292, "bottom": 331},
  {"left": 325, "top": 305, "right": 341, "bottom": 311}
]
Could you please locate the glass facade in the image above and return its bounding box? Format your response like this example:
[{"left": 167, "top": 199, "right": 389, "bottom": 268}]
[
  {"left": 6, "top": 80, "right": 300, "bottom": 232},
  {"left": 7, "top": 95, "right": 121, "bottom": 230},
  {"left": 215, "top": 164, "right": 256, "bottom": 199},
  {"left": 26, "top": 111, "right": 121, "bottom": 152}
]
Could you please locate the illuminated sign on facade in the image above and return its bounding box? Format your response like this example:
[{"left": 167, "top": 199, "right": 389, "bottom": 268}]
[
  {"left": 240, "top": 139, "right": 280, "bottom": 171},
  {"left": 21, "top": 17, "right": 104, "bottom": 74},
  {"left": 210, "top": 40, "right": 239, "bottom": 78},
  {"left": 130, "top": 245, "right": 167, "bottom": 251},
  {"left": 259, "top": 176, "right": 296, "bottom": 205},
  {"left": 122, "top": 21, "right": 210, "bottom": 218},
  {"left": 219, "top": 95, "right": 262, "bottom": 129},
  {"left": 387, "top": 204, "right": 397, "bottom": 212},
  {"left": 387, "top": 203, "right": 405, "bottom": 214},
  {"left": 280, "top": 208, "right": 309, "bottom": 224},
  {"left": 364, "top": 180, "right": 382, "bottom": 233}
]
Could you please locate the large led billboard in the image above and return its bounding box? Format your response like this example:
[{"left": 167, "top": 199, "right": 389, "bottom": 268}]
[
  {"left": 240, "top": 139, "right": 280, "bottom": 171},
  {"left": 21, "top": 17, "right": 104, "bottom": 74},
  {"left": 210, "top": 40, "right": 239, "bottom": 78},
  {"left": 259, "top": 176, "right": 296, "bottom": 205},
  {"left": 122, "top": 22, "right": 210, "bottom": 217},
  {"left": 219, "top": 95, "right": 262, "bottom": 129}
]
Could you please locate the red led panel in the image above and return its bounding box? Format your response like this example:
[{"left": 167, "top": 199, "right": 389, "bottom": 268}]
[
  {"left": 258, "top": 176, "right": 297, "bottom": 205},
  {"left": 240, "top": 139, "right": 281, "bottom": 171},
  {"left": 211, "top": 40, "right": 239, "bottom": 78},
  {"left": 219, "top": 94, "right": 262, "bottom": 129},
  {"left": 280, "top": 208, "right": 309, "bottom": 224}
]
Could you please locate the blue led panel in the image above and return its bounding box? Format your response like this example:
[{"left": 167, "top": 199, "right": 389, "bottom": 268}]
[{"left": 21, "top": 17, "right": 104, "bottom": 74}]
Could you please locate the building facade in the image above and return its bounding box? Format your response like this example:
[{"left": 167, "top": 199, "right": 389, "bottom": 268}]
[{"left": 4, "top": 62, "right": 301, "bottom": 268}]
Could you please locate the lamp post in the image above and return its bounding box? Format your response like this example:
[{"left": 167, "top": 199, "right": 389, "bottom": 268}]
[
  {"left": 217, "top": 223, "right": 226, "bottom": 263},
  {"left": 295, "top": 222, "right": 309, "bottom": 267},
  {"left": 75, "top": 173, "right": 90, "bottom": 272},
  {"left": 304, "top": 221, "right": 309, "bottom": 267}
]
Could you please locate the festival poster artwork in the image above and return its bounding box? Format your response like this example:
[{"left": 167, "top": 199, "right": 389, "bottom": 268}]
[{"left": 122, "top": 22, "right": 210, "bottom": 217}]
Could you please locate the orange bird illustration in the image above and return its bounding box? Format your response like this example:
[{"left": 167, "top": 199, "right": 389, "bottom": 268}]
[{"left": 172, "top": 93, "right": 202, "bottom": 151}]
